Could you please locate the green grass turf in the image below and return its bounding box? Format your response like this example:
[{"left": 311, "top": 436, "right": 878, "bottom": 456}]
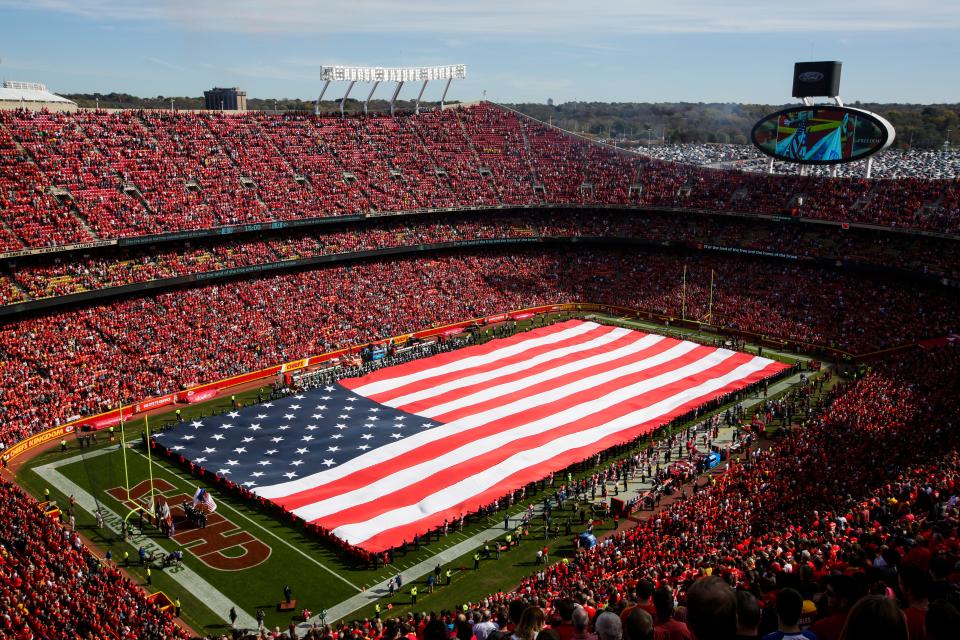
[{"left": 16, "top": 314, "right": 814, "bottom": 634}]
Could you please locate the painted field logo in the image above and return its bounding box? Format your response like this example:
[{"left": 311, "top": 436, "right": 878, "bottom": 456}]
[{"left": 107, "top": 480, "right": 271, "bottom": 571}]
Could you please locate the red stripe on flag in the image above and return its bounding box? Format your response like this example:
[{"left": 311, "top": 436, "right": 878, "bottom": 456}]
[{"left": 349, "top": 359, "right": 786, "bottom": 551}]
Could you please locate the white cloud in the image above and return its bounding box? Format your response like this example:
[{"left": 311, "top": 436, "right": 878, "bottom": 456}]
[{"left": 3, "top": 0, "right": 960, "bottom": 35}]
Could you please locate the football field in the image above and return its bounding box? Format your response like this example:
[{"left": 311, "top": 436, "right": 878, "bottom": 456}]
[{"left": 17, "top": 314, "right": 802, "bottom": 636}]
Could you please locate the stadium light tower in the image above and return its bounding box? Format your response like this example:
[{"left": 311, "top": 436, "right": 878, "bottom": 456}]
[{"left": 317, "top": 64, "right": 467, "bottom": 116}]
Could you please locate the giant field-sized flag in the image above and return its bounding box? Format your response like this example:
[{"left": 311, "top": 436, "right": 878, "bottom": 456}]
[{"left": 157, "top": 320, "right": 787, "bottom": 552}]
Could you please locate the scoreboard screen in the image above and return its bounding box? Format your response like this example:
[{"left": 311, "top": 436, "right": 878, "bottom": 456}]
[{"left": 751, "top": 105, "right": 894, "bottom": 165}]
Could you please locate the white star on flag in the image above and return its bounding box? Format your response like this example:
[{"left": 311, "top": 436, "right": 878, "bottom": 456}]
[
  {"left": 226, "top": 459, "right": 239, "bottom": 466},
  {"left": 321, "top": 459, "right": 336, "bottom": 467},
  {"left": 361, "top": 434, "right": 374, "bottom": 440},
  {"left": 296, "top": 448, "right": 309, "bottom": 455},
  {"left": 265, "top": 449, "right": 278, "bottom": 455},
  {"left": 191, "top": 420, "right": 204, "bottom": 428},
  {"left": 291, "top": 460, "right": 304, "bottom": 466},
  {"left": 203, "top": 447, "right": 217, "bottom": 453},
  {"left": 211, "top": 434, "right": 225, "bottom": 440},
  {"left": 327, "top": 446, "right": 339, "bottom": 452},
  {"left": 390, "top": 433, "right": 403, "bottom": 439},
  {"left": 270, "top": 436, "right": 284, "bottom": 443},
  {"left": 234, "top": 447, "right": 247, "bottom": 454},
  {"left": 283, "top": 471, "right": 298, "bottom": 479},
  {"left": 227, "top": 411, "right": 240, "bottom": 418},
  {"left": 357, "top": 445, "right": 370, "bottom": 450}
]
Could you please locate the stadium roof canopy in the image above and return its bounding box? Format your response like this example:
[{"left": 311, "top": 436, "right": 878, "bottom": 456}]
[{"left": 0, "top": 81, "right": 77, "bottom": 109}]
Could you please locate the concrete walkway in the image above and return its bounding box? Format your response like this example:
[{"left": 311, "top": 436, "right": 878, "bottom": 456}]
[{"left": 307, "top": 368, "right": 811, "bottom": 628}]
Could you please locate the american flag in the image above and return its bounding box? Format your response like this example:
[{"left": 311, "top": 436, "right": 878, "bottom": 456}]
[{"left": 157, "top": 320, "right": 786, "bottom": 552}]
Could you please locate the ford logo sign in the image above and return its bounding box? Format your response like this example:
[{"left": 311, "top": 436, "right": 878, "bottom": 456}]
[{"left": 799, "top": 71, "right": 824, "bottom": 83}]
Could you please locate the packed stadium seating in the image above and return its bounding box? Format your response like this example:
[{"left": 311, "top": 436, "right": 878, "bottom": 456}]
[
  {"left": 4, "top": 210, "right": 958, "bottom": 306},
  {"left": 2, "top": 101, "right": 959, "bottom": 640},
  {"left": 0, "top": 478, "right": 188, "bottom": 639},
  {"left": 2, "top": 104, "right": 959, "bottom": 254}
]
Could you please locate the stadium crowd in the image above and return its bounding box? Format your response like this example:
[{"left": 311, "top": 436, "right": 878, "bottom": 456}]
[
  {"left": 4, "top": 210, "right": 958, "bottom": 305},
  {"left": 0, "top": 100, "right": 958, "bottom": 640},
  {"left": 2, "top": 104, "right": 959, "bottom": 255},
  {"left": 0, "top": 477, "right": 188, "bottom": 639}
]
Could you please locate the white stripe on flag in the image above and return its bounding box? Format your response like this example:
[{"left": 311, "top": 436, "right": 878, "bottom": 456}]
[
  {"left": 383, "top": 326, "right": 639, "bottom": 409},
  {"left": 416, "top": 332, "right": 664, "bottom": 418},
  {"left": 333, "top": 356, "right": 773, "bottom": 545},
  {"left": 288, "top": 346, "right": 734, "bottom": 521},
  {"left": 351, "top": 320, "right": 601, "bottom": 397}
]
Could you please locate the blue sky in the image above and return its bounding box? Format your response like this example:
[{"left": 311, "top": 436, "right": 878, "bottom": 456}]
[{"left": 0, "top": 1, "right": 957, "bottom": 104}]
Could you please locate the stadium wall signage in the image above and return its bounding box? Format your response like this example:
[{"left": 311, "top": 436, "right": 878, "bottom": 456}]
[
  {"left": 751, "top": 105, "right": 894, "bottom": 165},
  {"left": 2, "top": 423, "right": 75, "bottom": 463}
]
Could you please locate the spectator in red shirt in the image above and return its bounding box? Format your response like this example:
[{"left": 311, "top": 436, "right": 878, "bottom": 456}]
[{"left": 654, "top": 587, "right": 692, "bottom": 640}]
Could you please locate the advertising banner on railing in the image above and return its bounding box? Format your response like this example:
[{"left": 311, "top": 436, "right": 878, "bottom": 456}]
[
  {"left": 135, "top": 394, "right": 175, "bottom": 413},
  {"left": 280, "top": 358, "right": 309, "bottom": 373},
  {"left": 183, "top": 388, "right": 219, "bottom": 404},
  {"left": 2, "top": 423, "right": 76, "bottom": 463}
]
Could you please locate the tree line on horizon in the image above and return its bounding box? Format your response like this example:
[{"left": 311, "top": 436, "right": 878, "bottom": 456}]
[{"left": 62, "top": 92, "right": 959, "bottom": 150}]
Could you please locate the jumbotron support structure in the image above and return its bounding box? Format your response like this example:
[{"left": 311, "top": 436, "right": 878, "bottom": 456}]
[{"left": 317, "top": 64, "right": 467, "bottom": 116}]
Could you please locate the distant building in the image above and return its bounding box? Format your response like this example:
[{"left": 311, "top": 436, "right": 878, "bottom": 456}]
[
  {"left": 204, "top": 87, "right": 247, "bottom": 111},
  {"left": 0, "top": 81, "right": 77, "bottom": 112}
]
